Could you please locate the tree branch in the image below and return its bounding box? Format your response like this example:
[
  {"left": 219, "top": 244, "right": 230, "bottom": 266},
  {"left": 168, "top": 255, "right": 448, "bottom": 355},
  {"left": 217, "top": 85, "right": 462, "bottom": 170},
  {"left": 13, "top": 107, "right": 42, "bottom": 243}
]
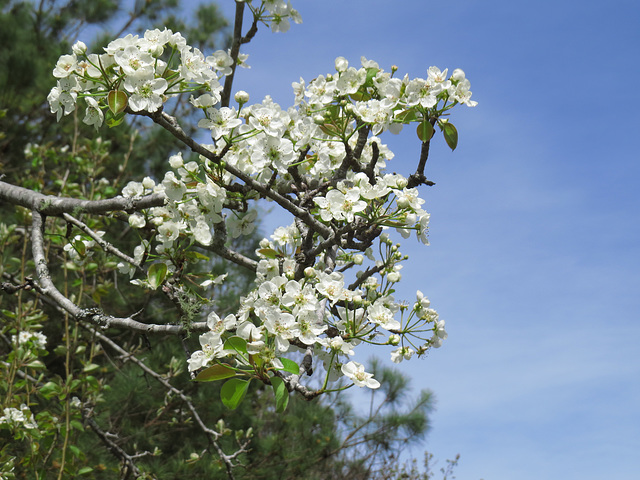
[
  {"left": 0, "top": 180, "right": 165, "bottom": 216},
  {"left": 30, "top": 210, "right": 207, "bottom": 335},
  {"left": 221, "top": 1, "right": 245, "bottom": 108},
  {"left": 62, "top": 212, "right": 145, "bottom": 275}
]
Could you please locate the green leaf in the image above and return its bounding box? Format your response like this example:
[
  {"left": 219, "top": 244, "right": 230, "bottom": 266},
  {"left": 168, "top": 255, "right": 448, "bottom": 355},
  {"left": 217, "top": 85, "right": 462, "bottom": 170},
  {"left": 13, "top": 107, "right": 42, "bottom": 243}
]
[
  {"left": 185, "top": 250, "right": 210, "bottom": 261},
  {"left": 39, "top": 381, "right": 60, "bottom": 399},
  {"left": 221, "top": 378, "right": 251, "bottom": 410},
  {"left": 72, "top": 238, "right": 86, "bottom": 257},
  {"left": 395, "top": 109, "right": 417, "bottom": 124},
  {"left": 257, "top": 248, "right": 278, "bottom": 259},
  {"left": 224, "top": 336, "right": 247, "bottom": 355},
  {"left": 441, "top": 121, "right": 458, "bottom": 151},
  {"left": 82, "top": 363, "right": 100, "bottom": 373},
  {"left": 364, "top": 67, "right": 379, "bottom": 87},
  {"left": 416, "top": 120, "right": 434, "bottom": 142},
  {"left": 69, "top": 444, "right": 82, "bottom": 458},
  {"left": 25, "top": 360, "right": 45, "bottom": 369},
  {"left": 78, "top": 467, "right": 94, "bottom": 475},
  {"left": 107, "top": 90, "right": 128, "bottom": 114},
  {"left": 105, "top": 110, "right": 126, "bottom": 128},
  {"left": 278, "top": 357, "right": 300, "bottom": 375},
  {"left": 70, "top": 419, "right": 85, "bottom": 432},
  {"left": 270, "top": 376, "right": 289, "bottom": 413},
  {"left": 147, "top": 263, "right": 168, "bottom": 290},
  {"left": 195, "top": 364, "right": 236, "bottom": 382}
]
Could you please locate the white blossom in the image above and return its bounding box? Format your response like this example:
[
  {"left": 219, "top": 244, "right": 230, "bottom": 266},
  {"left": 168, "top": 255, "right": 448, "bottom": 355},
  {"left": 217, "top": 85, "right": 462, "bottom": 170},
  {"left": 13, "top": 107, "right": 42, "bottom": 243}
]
[{"left": 341, "top": 361, "right": 380, "bottom": 389}]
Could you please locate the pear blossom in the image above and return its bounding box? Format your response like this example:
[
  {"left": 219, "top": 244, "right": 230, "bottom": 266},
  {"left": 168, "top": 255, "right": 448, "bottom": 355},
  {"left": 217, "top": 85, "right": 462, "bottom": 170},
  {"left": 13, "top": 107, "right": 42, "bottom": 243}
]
[
  {"left": 367, "top": 301, "right": 401, "bottom": 331},
  {"left": 72, "top": 41, "right": 87, "bottom": 55},
  {"left": 227, "top": 210, "right": 258, "bottom": 238},
  {"left": 390, "top": 346, "right": 415, "bottom": 363},
  {"left": 199, "top": 107, "right": 242, "bottom": 139},
  {"left": 53, "top": 54, "right": 77, "bottom": 78},
  {"left": 83, "top": 97, "right": 104, "bottom": 130},
  {"left": 114, "top": 45, "right": 155, "bottom": 77},
  {"left": 187, "top": 331, "right": 226, "bottom": 372},
  {"left": 161, "top": 171, "right": 187, "bottom": 201},
  {"left": 314, "top": 188, "right": 367, "bottom": 222},
  {"left": 263, "top": 310, "right": 300, "bottom": 352},
  {"left": 341, "top": 361, "right": 380, "bottom": 389},
  {"left": 124, "top": 75, "right": 168, "bottom": 112},
  {"left": 0, "top": 405, "right": 38, "bottom": 429},
  {"left": 48, "top": 77, "right": 78, "bottom": 120},
  {"left": 315, "top": 272, "right": 346, "bottom": 304},
  {"left": 449, "top": 78, "right": 478, "bottom": 107},
  {"left": 12, "top": 331, "right": 47, "bottom": 350}
]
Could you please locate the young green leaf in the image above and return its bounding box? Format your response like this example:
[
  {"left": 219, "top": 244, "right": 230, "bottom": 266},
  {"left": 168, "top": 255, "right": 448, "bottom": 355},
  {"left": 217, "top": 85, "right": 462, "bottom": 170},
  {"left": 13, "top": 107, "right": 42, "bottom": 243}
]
[
  {"left": 270, "top": 375, "right": 290, "bottom": 413},
  {"left": 72, "top": 238, "right": 86, "bottom": 257},
  {"left": 147, "top": 262, "right": 168, "bottom": 290},
  {"left": 224, "top": 336, "right": 248, "bottom": 355},
  {"left": 221, "top": 378, "right": 251, "bottom": 410},
  {"left": 257, "top": 248, "right": 278, "bottom": 259},
  {"left": 442, "top": 121, "right": 459, "bottom": 151},
  {"left": 107, "top": 90, "right": 128, "bottom": 114},
  {"left": 278, "top": 357, "right": 300, "bottom": 375},
  {"left": 105, "top": 110, "right": 126, "bottom": 128},
  {"left": 416, "top": 120, "right": 434, "bottom": 143},
  {"left": 194, "top": 364, "right": 236, "bottom": 382},
  {"left": 395, "top": 109, "right": 417, "bottom": 124}
]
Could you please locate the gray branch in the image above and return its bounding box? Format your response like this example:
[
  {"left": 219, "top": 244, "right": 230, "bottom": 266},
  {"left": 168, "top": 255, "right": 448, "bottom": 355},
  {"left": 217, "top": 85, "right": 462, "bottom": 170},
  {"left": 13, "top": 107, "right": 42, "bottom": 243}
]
[
  {"left": 0, "top": 179, "right": 165, "bottom": 216},
  {"left": 30, "top": 210, "right": 207, "bottom": 335}
]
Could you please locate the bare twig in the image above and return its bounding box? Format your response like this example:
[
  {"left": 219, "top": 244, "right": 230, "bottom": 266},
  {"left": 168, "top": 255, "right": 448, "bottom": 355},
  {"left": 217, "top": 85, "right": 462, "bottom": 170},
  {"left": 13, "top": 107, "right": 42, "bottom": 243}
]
[
  {"left": 86, "top": 325, "right": 248, "bottom": 479},
  {"left": 62, "top": 213, "right": 145, "bottom": 275}
]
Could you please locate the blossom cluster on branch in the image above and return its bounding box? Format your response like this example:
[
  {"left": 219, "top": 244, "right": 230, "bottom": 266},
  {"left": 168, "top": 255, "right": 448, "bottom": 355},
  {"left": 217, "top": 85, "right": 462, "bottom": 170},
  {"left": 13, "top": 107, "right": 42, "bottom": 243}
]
[{"left": 42, "top": 0, "right": 476, "bottom": 405}]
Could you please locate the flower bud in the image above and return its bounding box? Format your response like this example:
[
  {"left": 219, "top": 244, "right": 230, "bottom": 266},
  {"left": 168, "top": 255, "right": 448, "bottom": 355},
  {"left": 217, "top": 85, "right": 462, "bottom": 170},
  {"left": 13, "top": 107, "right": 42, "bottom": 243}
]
[
  {"left": 72, "top": 41, "right": 87, "bottom": 55},
  {"left": 396, "top": 197, "right": 410, "bottom": 209},
  {"left": 396, "top": 177, "right": 408, "bottom": 189},
  {"left": 304, "top": 267, "right": 316, "bottom": 278},
  {"left": 387, "top": 271, "right": 401, "bottom": 283},
  {"left": 353, "top": 254, "right": 364, "bottom": 265},
  {"left": 335, "top": 56, "right": 348, "bottom": 72},
  {"left": 388, "top": 334, "right": 400, "bottom": 346},
  {"left": 259, "top": 238, "right": 271, "bottom": 248},
  {"left": 234, "top": 90, "right": 250, "bottom": 105},
  {"left": 142, "top": 177, "right": 156, "bottom": 190},
  {"left": 451, "top": 68, "right": 466, "bottom": 82},
  {"left": 169, "top": 153, "right": 184, "bottom": 169}
]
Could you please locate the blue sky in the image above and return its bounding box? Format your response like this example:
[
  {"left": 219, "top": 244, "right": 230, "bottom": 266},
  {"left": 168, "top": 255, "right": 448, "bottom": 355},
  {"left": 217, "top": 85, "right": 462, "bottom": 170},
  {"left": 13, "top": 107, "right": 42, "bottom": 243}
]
[
  {"left": 203, "top": 1, "right": 640, "bottom": 479},
  {"left": 81, "top": 0, "right": 639, "bottom": 477}
]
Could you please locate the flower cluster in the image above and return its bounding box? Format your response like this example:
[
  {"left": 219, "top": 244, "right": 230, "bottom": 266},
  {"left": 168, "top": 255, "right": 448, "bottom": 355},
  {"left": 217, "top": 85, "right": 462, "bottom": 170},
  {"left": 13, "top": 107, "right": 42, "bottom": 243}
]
[
  {"left": 48, "top": 27, "right": 233, "bottom": 129},
  {"left": 49, "top": 13, "right": 473, "bottom": 394},
  {"left": 244, "top": 0, "right": 302, "bottom": 33},
  {"left": 0, "top": 405, "right": 38, "bottom": 430},
  {"left": 12, "top": 331, "right": 47, "bottom": 350}
]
